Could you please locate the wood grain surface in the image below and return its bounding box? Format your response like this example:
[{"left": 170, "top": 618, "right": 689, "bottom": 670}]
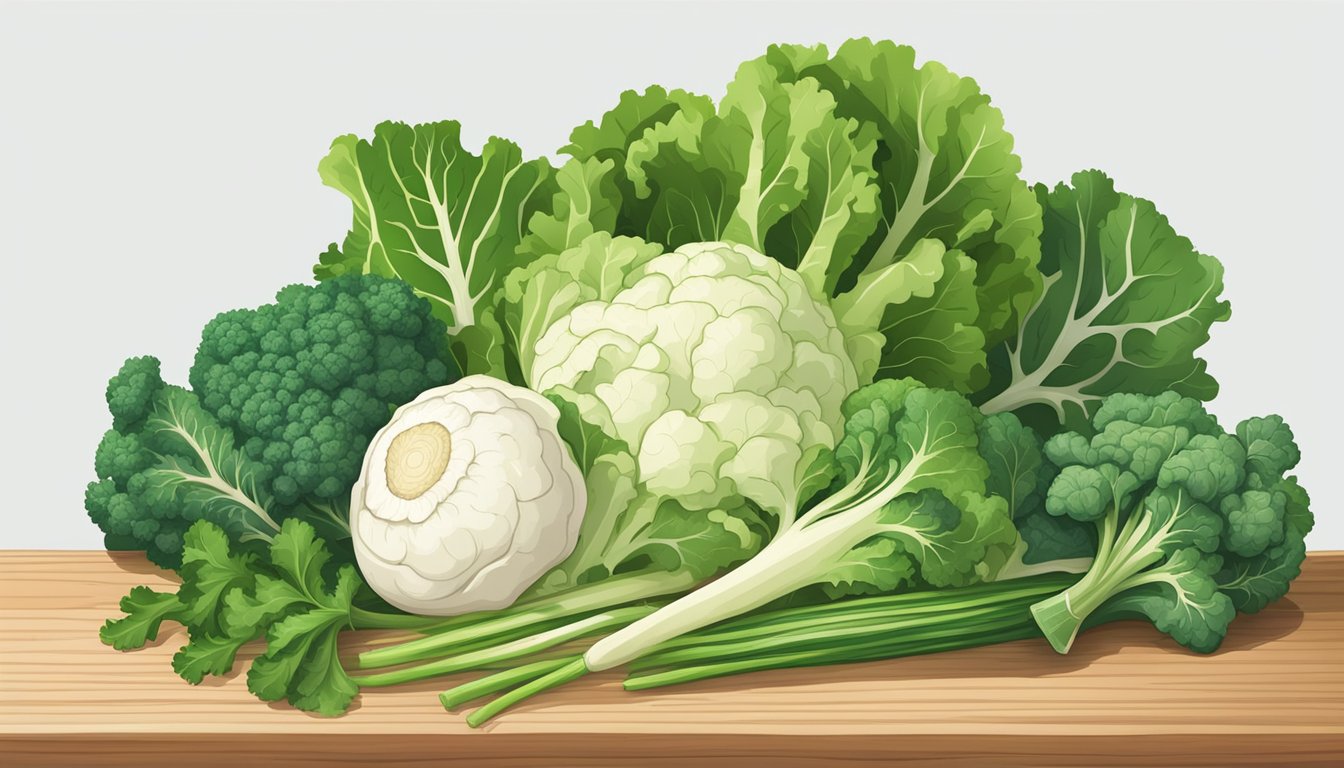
[{"left": 1, "top": 550, "right": 1341, "bottom": 766}]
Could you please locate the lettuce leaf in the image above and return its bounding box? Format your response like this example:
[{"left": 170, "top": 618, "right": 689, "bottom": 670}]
[
  {"left": 978, "top": 170, "right": 1230, "bottom": 433},
  {"left": 546, "top": 41, "right": 1038, "bottom": 395},
  {"left": 315, "top": 120, "right": 553, "bottom": 334}
]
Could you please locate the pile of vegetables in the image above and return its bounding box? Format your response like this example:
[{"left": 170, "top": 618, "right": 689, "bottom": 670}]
[{"left": 91, "top": 38, "right": 1314, "bottom": 724}]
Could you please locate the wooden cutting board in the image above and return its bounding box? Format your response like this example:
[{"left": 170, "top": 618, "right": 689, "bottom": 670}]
[{"left": 1, "top": 550, "right": 1341, "bottom": 767}]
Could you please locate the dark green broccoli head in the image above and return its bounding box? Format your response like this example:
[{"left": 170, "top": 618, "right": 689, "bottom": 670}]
[
  {"left": 1029, "top": 391, "right": 1313, "bottom": 654},
  {"left": 87, "top": 275, "right": 455, "bottom": 570},
  {"left": 87, "top": 365, "right": 272, "bottom": 568},
  {"left": 86, "top": 357, "right": 193, "bottom": 566},
  {"left": 106, "top": 355, "right": 164, "bottom": 430},
  {"left": 189, "top": 274, "right": 454, "bottom": 507},
  {"left": 1214, "top": 419, "right": 1313, "bottom": 613}
]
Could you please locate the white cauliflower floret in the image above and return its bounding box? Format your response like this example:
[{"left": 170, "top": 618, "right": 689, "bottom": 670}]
[
  {"left": 531, "top": 242, "right": 857, "bottom": 522},
  {"left": 350, "top": 375, "right": 585, "bottom": 616}
]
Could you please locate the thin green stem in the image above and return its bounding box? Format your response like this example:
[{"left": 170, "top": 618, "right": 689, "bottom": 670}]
[
  {"left": 635, "top": 586, "right": 1053, "bottom": 670},
  {"left": 362, "top": 612, "right": 590, "bottom": 674},
  {"left": 467, "top": 657, "right": 588, "bottom": 728},
  {"left": 646, "top": 574, "right": 1072, "bottom": 656},
  {"left": 625, "top": 621, "right": 1039, "bottom": 690},
  {"left": 352, "top": 605, "right": 657, "bottom": 688},
  {"left": 359, "top": 570, "right": 695, "bottom": 669},
  {"left": 440, "top": 657, "right": 577, "bottom": 709},
  {"left": 348, "top": 606, "right": 445, "bottom": 631},
  {"left": 641, "top": 601, "right": 1026, "bottom": 668}
]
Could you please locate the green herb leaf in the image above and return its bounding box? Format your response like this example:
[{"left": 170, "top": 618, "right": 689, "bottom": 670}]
[{"left": 99, "top": 586, "right": 183, "bottom": 651}]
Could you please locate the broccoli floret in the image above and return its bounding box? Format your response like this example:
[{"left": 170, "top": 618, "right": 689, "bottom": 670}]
[
  {"left": 106, "top": 355, "right": 164, "bottom": 431},
  {"left": 85, "top": 358, "right": 193, "bottom": 566},
  {"left": 189, "top": 275, "right": 453, "bottom": 508},
  {"left": 1028, "top": 392, "right": 1312, "bottom": 654},
  {"left": 86, "top": 367, "right": 267, "bottom": 567},
  {"left": 93, "top": 429, "right": 151, "bottom": 487},
  {"left": 86, "top": 275, "right": 456, "bottom": 570},
  {"left": 976, "top": 412, "right": 1099, "bottom": 568}
]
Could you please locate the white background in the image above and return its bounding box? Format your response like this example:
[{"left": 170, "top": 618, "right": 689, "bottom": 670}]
[{"left": 2, "top": 1, "right": 1339, "bottom": 549}]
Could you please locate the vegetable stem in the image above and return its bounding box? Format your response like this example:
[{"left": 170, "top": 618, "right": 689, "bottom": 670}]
[
  {"left": 466, "top": 657, "right": 588, "bottom": 728},
  {"left": 348, "top": 606, "right": 446, "bottom": 631},
  {"left": 1030, "top": 507, "right": 1164, "bottom": 653},
  {"left": 440, "top": 657, "right": 577, "bottom": 709},
  {"left": 464, "top": 574, "right": 1077, "bottom": 726},
  {"left": 642, "top": 601, "right": 1024, "bottom": 667},
  {"left": 626, "top": 621, "right": 1041, "bottom": 690},
  {"left": 583, "top": 495, "right": 892, "bottom": 671},
  {"left": 358, "top": 570, "right": 695, "bottom": 669},
  {"left": 353, "top": 605, "right": 658, "bottom": 688},
  {"left": 634, "top": 575, "right": 1070, "bottom": 670}
]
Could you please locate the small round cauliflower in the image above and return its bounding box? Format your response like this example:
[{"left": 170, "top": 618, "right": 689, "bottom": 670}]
[
  {"left": 530, "top": 241, "right": 858, "bottom": 522},
  {"left": 350, "top": 375, "right": 586, "bottom": 616}
]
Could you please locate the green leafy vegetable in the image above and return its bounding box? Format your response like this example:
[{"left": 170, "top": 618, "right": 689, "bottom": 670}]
[
  {"left": 87, "top": 360, "right": 281, "bottom": 568},
  {"left": 316, "top": 121, "right": 553, "bottom": 335},
  {"left": 771, "top": 39, "right": 1043, "bottom": 331},
  {"left": 831, "top": 238, "right": 985, "bottom": 390},
  {"left": 99, "top": 586, "right": 183, "bottom": 651},
  {"left": 562, "top": 85, "right": 714, "bottom": 239},
  {"left": 87, "top": 275, "right": 455, "bottom": 567},
  {"left": 976, "top": 411, "right": 1095, "bottom": 569},
  {"left": 979, "top": 171, "right": 1230, "bottom": 433},
  {"left": 1028, "top": 393, "right": 1311, "bottom": 653},
  {"left": 100, "top": 519, "right": 441, "bottom": 714},
  {"left": 548, "top": 40, "right": 1040, "bottom": 395},
  {"left": 519, "top": 157, "right": 622, "bottom": 260},
  {"left": 242, "top": 521, "right": 363, "bottom": 715},
  {"left": 621, "top": 57, "right": 847, "bottom": 253}
]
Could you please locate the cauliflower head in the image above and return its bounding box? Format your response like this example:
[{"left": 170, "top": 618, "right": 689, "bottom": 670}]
[
  {"left": 351, "top": 375, "right": 586, "bottom": 615},
  {"left": 530, "top": 242, "right": 858, "bottom": 520}
]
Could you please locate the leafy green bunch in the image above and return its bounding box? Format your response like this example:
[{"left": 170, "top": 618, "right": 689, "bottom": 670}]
[
  {"left": 101, "top": 518, "right": 436, "bottom": 715},
  {"left": 316, "top": 41, "right": 1233, "bottom": 442}
]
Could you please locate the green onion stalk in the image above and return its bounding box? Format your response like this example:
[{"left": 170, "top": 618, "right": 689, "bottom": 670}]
[{"left": 445, "top": 573, "right": 1078, "bottom": 725}]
